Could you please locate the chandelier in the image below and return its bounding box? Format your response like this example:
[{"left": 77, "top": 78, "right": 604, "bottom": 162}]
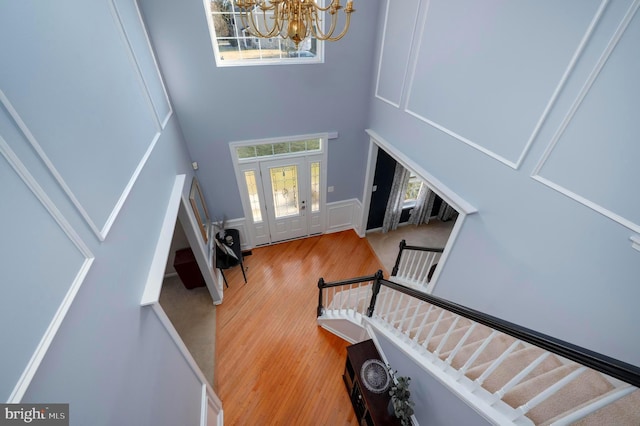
[{"left": 234, "top": 0, "right": 355, "bottom": 48}]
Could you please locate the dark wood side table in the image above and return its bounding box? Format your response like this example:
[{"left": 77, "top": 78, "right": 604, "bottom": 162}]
[
  {"left": 344, "top": 339, "right": 401, "bottom": 426},
  {"left": 173, "top": 247, "right": 205, "bottom": 289},
  {"left": 215, "top": 228, "right": 247, "bottom": 287}
]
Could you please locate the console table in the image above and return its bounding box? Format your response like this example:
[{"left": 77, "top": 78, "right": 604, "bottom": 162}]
[{"left": 343, "top": 339, "right": 401, "bottom": 426}]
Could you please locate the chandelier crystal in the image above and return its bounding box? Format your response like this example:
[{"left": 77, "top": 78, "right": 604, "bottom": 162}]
[{"left": 234, "top": 0, "right": 355, "bottom": 48}]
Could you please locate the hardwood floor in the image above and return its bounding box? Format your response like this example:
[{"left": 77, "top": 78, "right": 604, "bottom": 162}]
[{"left": 215, "top": 231, "right": 384, "bottom": 425}]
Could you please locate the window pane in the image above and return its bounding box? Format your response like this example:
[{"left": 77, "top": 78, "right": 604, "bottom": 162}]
[
  {"left": 306, "top": 139, "right": 320, "bottom": 150},
  {"left": 244, "top": 170, "right": 262, "bottom": 222},
  {"left": 290, "top": 141, "right": 306, "bottom": 152},
  {"left": 256, "top": 144, "right": 274, "bottom": 157},
  {"left": 237, "top": 146, "right": 257, "bottom": 159},
  {"left": 273, "top": 142, "right": 290, "bottom": 155},
  {"left": 311, "top": 162, "right": 320, "bottom": 212},
  {"left": 269, "top": 165, "right": 299, "bottom": 218},
  {"left": 405, "top": 175, "right": 422, "bottom": 202}
]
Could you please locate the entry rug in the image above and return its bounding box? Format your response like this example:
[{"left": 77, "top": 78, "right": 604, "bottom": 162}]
[{"left": 0, "top": 404, "right": 68, "bottom": 426}]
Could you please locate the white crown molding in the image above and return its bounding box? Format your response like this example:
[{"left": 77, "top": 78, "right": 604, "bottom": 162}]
[
  {"left": 0, "top": 90, "right": 161, "bottom": 242},
  {"left": 531, "top": 0, "right": 640, "bottom": 235},
  {"left": 374, "top": 0, "right": 422, "bottom": 109},
  {"left": 404, "top": 0, "right": 608, "bottom": 170},
  {"left": 0, "top": 136, "right": 94, "bottom": 403}
]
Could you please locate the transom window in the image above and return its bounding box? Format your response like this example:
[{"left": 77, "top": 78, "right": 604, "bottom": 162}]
[
  {"left": 235, "top": 138, "right": 321, "bottom": 160},
  {"left": 205, "top": 0, "right": 323, "bottom": 66}
]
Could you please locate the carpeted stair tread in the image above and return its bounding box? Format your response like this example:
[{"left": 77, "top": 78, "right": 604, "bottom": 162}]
[
  {"left": 539, "top": 387, "right": 640, "bottom": 425},
  {"left": 522, "top": 368, "right": 615, "bottom": 424},
  {"left": 467, "top": 347, "right": 563, "bottom": 393},
  {"left": 444, "top": 333, "right": 518, "bottom": 369},
  {"left": 503, "top": 364, "right": 580, "bottom": 410}
]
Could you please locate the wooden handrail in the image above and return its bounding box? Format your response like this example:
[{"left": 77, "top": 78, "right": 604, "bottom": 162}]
[{"left": 317, "top": 272, "right": 381, "bottom": 317}]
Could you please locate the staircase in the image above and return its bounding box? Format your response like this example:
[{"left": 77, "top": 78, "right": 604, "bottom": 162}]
[{"left": 316, "top": 244, "right": 640, "bottom": 425}]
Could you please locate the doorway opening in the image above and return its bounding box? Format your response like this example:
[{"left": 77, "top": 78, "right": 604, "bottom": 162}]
[
  {"left": 360, "top": 132, "right": 477, "bottom": 292},
  {"left": 230, "top": 133, "right": 328, "bottom": 246}
]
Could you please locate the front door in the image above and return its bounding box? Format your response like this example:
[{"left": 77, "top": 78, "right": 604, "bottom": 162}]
[{"left": 259, "top": 158, "right": 308, "bottom": 243}]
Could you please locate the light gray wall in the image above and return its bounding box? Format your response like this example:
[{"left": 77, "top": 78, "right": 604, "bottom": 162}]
[
  {"left": 138, "top": 0, "right": 382, "bottom": 219},
  {"left": 1, "top": 1, "right": 204, "bottom": 424},
  {"left": 373, "top": 330, "right": 493, "bottom": 426},
  {"left": 368, "top": 0, "right": 640, "bottom": 366}
]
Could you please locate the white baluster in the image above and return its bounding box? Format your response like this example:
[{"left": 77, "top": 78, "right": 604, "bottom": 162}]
[
  {"left": 511, "top": 367, "right": 587, "bottom": 421},
  {"left": 405, "top": 300, "right": 424, "bottom": 336},
  {"left": 549, "top": 385, "right": 637, "bottom": 425},
  {"left": 434, "top": 316, "right": 461, "bottom": 356},
  {"left": 469, "top": 339, "right": 520, "bottom": 384},
  {"left": 446, "top": 322, "right": 477, "bottom": 365},
  {"left": 422, "top": 309, "right": 446, "bottom": 349},
  {"left": 493, "top": 352, "right": 551, "bottom": 401},
  {"left": 412, "top": 304, "right": 435, "bottom": 343},
  {"left": 457, "top": 330, "right": 500, "bottom": 373}
]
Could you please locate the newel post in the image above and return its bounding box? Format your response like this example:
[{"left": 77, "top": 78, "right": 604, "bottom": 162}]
[
  {"left": 317, "top": 277, "right": 325, "bottom": 317},
  {"left": 366, "top": 270, "right": 384, "bottom": 317},
  {"left": 391, "top": 240, "right": 406, "bottom": 277}
]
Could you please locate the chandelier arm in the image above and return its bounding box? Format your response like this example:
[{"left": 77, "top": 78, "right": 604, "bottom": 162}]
[
  {"left": 244, "top": 6, "right": 281, "bottom": 38},
  {"left": 310, "top": 9, "right": 338, "bottom": 40}
]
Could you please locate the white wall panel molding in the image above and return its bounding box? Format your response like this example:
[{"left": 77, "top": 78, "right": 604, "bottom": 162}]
[
  {"left": 0, "top": 136, "right": 94, "bottom": 403},
  {"left": 531, "top": 0, "right": 640, "bottom": 235},
  {"left": 0, "top": 90, "right": 161, "bottom": 241},
  {"left": 404, "top": 0, "right": 607, "bottom": 170},
  {"left": 374, "top": 0, "right": 422, "bottom": 108},
  {"left": 631, "top": 235, "right": 640, "bottom": 252},
  {"left": 326, "top": 199, "right": 360, "bottom": 233},
  {"left": 109, "top": 0, "right": 173, "bottom": 129}
]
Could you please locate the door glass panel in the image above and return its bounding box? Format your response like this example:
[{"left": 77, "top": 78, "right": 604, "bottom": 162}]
[
  {"left": 244, "top": 170, "right": 262, "bottom": 222},
  {"left": 310, "top": 162, "right": 320, "bottom": 212},
  {"left": 269, "top": 165, "right": 299, "bottom": 218}
]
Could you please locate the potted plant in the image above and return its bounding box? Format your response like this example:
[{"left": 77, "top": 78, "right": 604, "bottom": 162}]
[{"left": 388, "top": 367, "right": 415, "bottom": 426}]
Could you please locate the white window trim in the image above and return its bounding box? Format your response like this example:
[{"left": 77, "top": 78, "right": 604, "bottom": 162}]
[{"left": 202, "top": 0, "right": 324, "bottom": 67}]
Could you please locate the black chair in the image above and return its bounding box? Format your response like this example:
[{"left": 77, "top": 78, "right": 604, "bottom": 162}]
[{"left": 215, "top": 228, "right": 247, "bottom": 287}]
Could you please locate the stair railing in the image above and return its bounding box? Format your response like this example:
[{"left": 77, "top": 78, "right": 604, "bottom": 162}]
[
  {"left": 317, "top": 271, "right": 383, "bottom": 318},
  {"left": 318, "top": 273, "right": 640, "bottom": 423},
  {"left": 391, "top": 239, "right": 443, "bottom": 287},
  {"left": 371, "top": 278, "right": 640, "bottom": 388}
]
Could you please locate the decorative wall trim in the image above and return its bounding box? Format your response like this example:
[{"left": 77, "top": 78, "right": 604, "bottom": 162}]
[
  {"left": 326, "top": 199, "right": 360, "bottom": 234},
  {"left": 1, "top": 136, "right": 94, "bottom": 403},
  {"left": 513, "top": 0, "right": 609, "bottom": 169},
  {"left": 403, "top": 0, "right": 608, "bottom": 170},
  {"left": 531, "top": 0, "right": 640, "bottom": 235},
  {"left": 108, "top": 0, "right": 162, "bottom": 131},
  {"left": 141, "top": 174, "right": 186, "bottom": 306},
  {"left": 150, "top": 303, "right": 223, "bottom": 424},
  {"left": 365, "top": 129, "right": 478, "bottom": 216},
  {"left": 0, "top": 90, "right": 161, "bottom": 241},
  {"left": 374, "top": 0, "right": 422, "bottom": 109},
  {"left": 110, "top": 0, "right": 174, "bottom": 130},
  {"left": 631, "top": 235, "right": 640, "bottom": 252}
]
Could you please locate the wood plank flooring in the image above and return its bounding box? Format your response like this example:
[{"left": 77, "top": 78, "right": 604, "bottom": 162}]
[{"left": 215, "top": 231, "right": 384, "bottom": 425}]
